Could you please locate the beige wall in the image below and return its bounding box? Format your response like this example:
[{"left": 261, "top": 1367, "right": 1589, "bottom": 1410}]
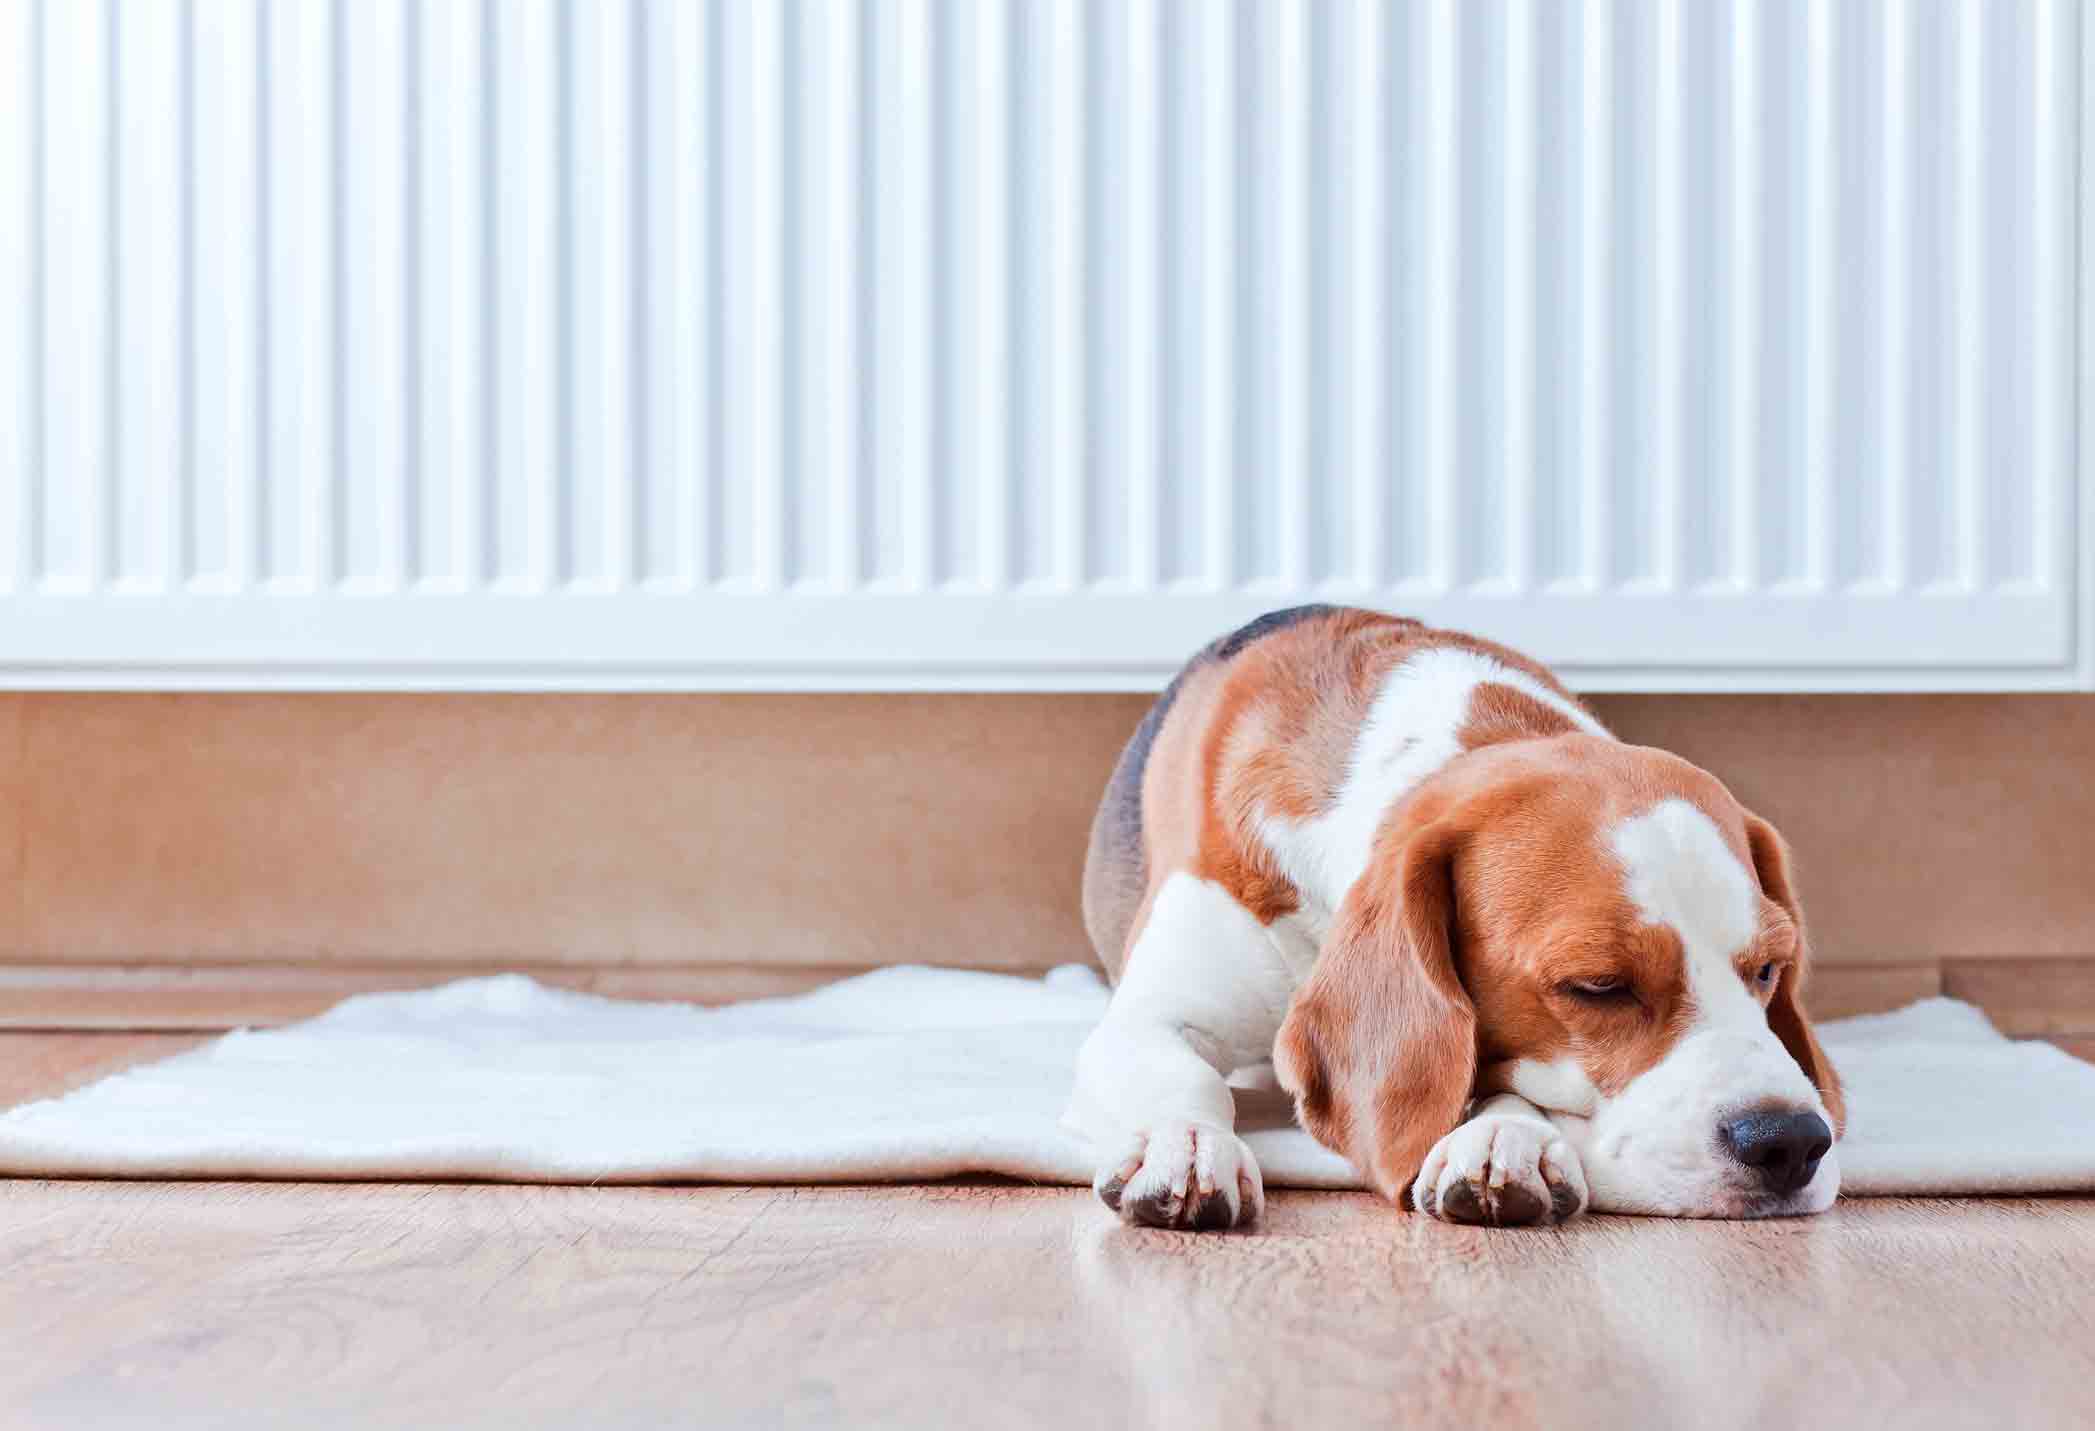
[{"left": 1, "top": 692, "right": 2091, "bottom": 1030}]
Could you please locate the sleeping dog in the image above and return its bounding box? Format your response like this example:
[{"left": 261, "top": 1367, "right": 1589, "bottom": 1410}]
[{"left": 1068, "top": 606, "right": 1843, "bottom": 1229}]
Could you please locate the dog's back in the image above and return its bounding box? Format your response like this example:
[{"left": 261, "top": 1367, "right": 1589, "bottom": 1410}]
[{"left": 1081, "top": 604, "right": 1410, "bottom": 979}]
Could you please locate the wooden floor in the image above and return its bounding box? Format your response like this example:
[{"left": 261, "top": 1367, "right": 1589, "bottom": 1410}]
[
  {"left": 0, "top": 1182, "right": 2091, "bottom": 1430},
  {"left": 4, "top": 1037, "right": 2094, "bottom": 1429}
]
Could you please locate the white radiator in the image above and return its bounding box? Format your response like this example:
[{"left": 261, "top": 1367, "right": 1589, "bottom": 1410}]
[{"left": 0, "top": 0, "right": 2084, "bottom": 690}]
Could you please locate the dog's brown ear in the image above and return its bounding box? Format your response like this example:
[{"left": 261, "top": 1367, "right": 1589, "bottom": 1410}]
[
  {"left": 1745, "top": 813, "right": 1846, "bottom": 1135},
  {"left": 1274, "top": 818, "right": 1474, "bottom": 1207}
]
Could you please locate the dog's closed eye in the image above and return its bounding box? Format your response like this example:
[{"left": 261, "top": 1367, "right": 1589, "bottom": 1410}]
[{"left": 1562, "top": 976, "right": 1636, "bottom": 1004}]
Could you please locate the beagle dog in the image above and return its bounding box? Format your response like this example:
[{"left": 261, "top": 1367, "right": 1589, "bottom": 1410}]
[{"left": 1068, "top": 606, "right": 1843, "bottom": 1229}]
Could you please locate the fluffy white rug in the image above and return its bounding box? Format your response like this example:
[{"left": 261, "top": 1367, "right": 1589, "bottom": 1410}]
[{"left": 3, "top": 965, "right": 2092, "bottom": 1196}]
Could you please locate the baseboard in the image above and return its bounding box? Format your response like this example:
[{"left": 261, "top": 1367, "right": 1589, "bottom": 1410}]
[
  {"left": 0, "top": 692, "right": 2091, "bottom": 1033},
  {"left": 0, "top": 961, "right": 862, "bottom": 1030},
  {"left": 4, "top": 957, "right": 2093, "bottom": 1046}
]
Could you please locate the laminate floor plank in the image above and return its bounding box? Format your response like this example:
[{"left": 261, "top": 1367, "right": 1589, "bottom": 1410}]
[{"left": 0, "top": 1180, "right": 2088, "bottom": 1430}]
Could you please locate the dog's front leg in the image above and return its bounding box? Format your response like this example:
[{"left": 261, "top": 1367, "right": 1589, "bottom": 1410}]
[
  {"left": 1069, "top": 1009, "right": 1264, "bottom": 1230},
  {"left": 1410, "top": 1093, "right": 1591, "bottom": 1226},
  {"left": 1065, "top": 876, "right": 1285, "bottom": 1231}
]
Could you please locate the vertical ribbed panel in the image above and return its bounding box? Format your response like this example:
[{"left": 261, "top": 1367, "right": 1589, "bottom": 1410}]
[
  {"left": 0, "top": 0, "right": 31, "bottom": 595},
  {"left": 0, "top": 0, "right": 2081, "bottom": 687}
]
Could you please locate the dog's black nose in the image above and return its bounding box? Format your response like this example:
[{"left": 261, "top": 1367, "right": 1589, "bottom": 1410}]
[{"left": 1719, "top": 1110, "right": 1832, "bottom": 1194}]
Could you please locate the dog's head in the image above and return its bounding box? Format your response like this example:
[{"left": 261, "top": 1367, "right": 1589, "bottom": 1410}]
[{"left": 1275, "top": 734, "right": 1843, "bottom": 1218}]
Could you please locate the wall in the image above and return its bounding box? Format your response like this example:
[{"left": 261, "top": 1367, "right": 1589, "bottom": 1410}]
[{"left": 2, "top": 693, "right": 2091, "bottom": 1043}]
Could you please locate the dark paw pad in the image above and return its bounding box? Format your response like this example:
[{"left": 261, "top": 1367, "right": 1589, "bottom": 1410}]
[
  {"left": 1491, "top": 1181, "right": 1549, "bottom": 1226},
  {"left": 1122, "top": 1186, "right": 1186, "bottom": 1228},
  {"left": 1439, "top": 1178, "right": 1549, "bottom": 1227}
]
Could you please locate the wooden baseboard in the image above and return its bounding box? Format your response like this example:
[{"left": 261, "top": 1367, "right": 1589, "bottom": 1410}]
[
  {"left": 4, "top": 956, "right": 2092, "bottom": 1043},
  {"left": 1938, "top": 959, "right": 2095, "bottom": 1038},
  {"left": 0, "top": 1032, "right": 209, "bottom": 1107},
  {"left": 1805, "top": 963, "right": 1943, "bottom": 1021},
  {"left": 3, "top": 694, "right": 2095, "bottom": 981},
  {"left": 0, "top": 962, "right": 864, "bottom": 1030},
  {"left": 3, "top": 961, "right": 2088, "bottom": 1115}
]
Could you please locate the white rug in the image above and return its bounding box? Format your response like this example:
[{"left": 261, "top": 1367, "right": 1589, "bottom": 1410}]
[{"left": 3, "top": 965, "right": 2093, "bottom": 1196}]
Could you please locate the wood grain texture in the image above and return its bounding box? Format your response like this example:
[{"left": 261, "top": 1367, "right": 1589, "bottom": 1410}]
[
  {"left": 0, "top": 696, "right": 20, "bottom": 960},
  {"left": 2, "top": 958, "right": 2085, "bottom": 1039},
  {"left": 8, "top": 693, "right": 1134, "bottom": 973},
  {"left": 1941, "top": 959, "right": 2095, "bottom": 1038},
  {"left": 2, "top": 692, "right": 2093, "bottom": 987},
  {"left": 0, "top": 1033, "right": 205, "bottom": 1107},
  {"left": 0, "top": 1180, "right": 2088, "bottom": 1430},
  {"left": 1804, "top": 961, "right": 1943, "bottom": 1021},
  {"left": 0, "top": 963, "right": 857, "bottom": 1030},
  {"left": 0, "top": 959, "right": 2066, "bottom": 1036}
]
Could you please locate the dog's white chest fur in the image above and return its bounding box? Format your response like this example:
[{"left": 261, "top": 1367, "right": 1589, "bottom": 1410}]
[{"left": 1257, "top": 645, "right": 1606, "bottom": 911}]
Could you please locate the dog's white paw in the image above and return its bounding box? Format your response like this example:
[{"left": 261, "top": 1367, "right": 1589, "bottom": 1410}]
[
  {"left": 1094, "top": 1121, "right": 1265, "bottom": 1231},
  {"left": 1412, "top": 1115, "right": 1588, "bottom": 1226}
]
